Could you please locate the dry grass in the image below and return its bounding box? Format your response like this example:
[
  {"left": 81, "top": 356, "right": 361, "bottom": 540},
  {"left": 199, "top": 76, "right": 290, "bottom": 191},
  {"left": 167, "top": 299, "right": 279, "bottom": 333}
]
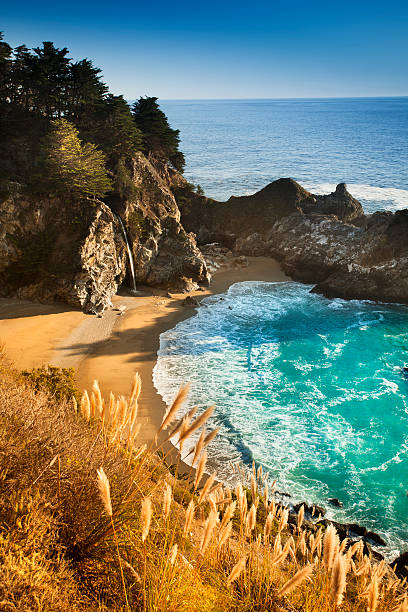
[{"left": 0, "top": 354, "right": 406, "bottom": 611}]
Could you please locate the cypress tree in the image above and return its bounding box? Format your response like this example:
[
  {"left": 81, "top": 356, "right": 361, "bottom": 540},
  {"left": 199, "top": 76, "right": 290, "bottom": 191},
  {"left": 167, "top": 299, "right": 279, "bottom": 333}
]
[
  {"left": 43, "top": 119, "right": 111, "bottom": 199},
  {"left": 132, "top": 96, "right": 185, "bottom": 172}
]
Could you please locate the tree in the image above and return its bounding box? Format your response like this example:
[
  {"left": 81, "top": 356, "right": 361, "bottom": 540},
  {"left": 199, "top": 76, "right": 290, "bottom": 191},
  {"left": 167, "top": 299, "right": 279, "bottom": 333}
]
[
  {"left": 67, "top": 59, "right": 108, "bottom": 120},
  {"left": 29, "top": 41, "right": 71, "bottom": 118},
  {"left": 43, "top": 119, "right": 111, "bottom": 199},
  {"left": 132, "top": 96, "right": 185, "bottom": 172}
]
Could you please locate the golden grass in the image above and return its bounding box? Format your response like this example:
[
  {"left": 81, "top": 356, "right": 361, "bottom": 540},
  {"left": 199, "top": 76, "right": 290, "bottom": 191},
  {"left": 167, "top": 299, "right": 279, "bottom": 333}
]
[{"left": 0, "top": 355, "right": 407, "bottom": 611}]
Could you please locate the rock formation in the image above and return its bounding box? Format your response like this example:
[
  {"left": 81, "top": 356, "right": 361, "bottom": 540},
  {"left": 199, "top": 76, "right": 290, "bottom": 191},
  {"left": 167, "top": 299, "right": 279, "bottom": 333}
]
[
  {"left": 0, "top": 153, "right": 209, "bottom": 313},
  {"left": 177, "top": 178, "right": 408, "bottom": 306},
  {"left": 116, "top": 153, "right": 209, "bottom": 293}
]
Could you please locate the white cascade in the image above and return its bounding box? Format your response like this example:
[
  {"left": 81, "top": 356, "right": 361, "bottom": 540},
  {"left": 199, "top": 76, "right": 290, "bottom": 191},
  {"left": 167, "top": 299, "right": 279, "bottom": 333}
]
[{"left": 114, "top": 213, "right": 137, "bottom": 293}]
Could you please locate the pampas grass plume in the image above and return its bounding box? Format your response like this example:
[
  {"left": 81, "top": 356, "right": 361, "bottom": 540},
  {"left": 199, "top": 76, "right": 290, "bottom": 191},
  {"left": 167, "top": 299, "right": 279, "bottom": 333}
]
[
  {"left": 227, "top": 556, "right": 247, "bottom": 585},
  {"left": 330, "top": 553, "right": 347, "bottom": 607},
  {"left": 81, "top": 390, "right": 91, "bottom": 421},
  {"left": 162, "top": 482, "right": 172, "bottom": 519},
  {"left": 97, "top": 467, "right": 112, "bottom": 517},
  {"left": 160, "top": 383, "right": 190, "bottom": 431},
  {"left": 323, "top": 524, "right": 339, "bottom": 571},
  {"left": 178, "top": 404, "right": 215, "bottom": 444},
  {"left": 141, "top": 496, "right": 152, "bottom": 542},
  {"left": 194, "top": 450, "right": 207, "bottom": 489},
  {"left": 278, "top": 564, "right": 314, "bottom": 597},
  {"left": 169, "top": 543, "right": 178, "bottom": 566},
  {"left": 367, "top": 574, "right": 379, "bottom": 612}
]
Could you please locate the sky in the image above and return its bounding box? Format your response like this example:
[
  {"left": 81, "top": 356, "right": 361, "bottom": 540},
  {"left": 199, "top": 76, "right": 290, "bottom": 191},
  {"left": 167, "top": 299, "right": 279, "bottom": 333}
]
[{"left": 2, "top": 0, "right": 408, "bottom": 99}]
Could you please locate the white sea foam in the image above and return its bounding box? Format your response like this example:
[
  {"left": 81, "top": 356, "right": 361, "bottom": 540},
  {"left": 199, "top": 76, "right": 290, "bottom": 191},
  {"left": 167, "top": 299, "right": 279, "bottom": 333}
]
[{"left": 302, "top": 182, "right": 408, "bottom": 213}]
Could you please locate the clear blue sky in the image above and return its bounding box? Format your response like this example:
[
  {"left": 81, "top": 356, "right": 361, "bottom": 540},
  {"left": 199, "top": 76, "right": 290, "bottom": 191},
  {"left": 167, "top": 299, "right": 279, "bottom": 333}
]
[{"left": 2, "top": 0, "right": 407, "bottom": 99}]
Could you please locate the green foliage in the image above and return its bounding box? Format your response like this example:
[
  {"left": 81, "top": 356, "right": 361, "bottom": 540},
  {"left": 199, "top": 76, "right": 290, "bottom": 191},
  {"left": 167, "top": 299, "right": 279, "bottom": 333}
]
[
  {"left": 21, "top": 365, "right": 81, "bottom": 403},
  {"left": 127, "top": 210, "right": 149, "bottom": 240},
  {"left": 42, "top": 119, "right": 112, "bottom": 199},
  {"left": 132, "top": 96, "right": 185, "bottom": 172}
]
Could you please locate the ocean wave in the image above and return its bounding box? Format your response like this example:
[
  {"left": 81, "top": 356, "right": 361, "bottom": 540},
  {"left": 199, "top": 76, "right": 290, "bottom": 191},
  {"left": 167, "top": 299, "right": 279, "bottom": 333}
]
[{"left": 301, "top": 182, "right": 408, "bottom": 212}]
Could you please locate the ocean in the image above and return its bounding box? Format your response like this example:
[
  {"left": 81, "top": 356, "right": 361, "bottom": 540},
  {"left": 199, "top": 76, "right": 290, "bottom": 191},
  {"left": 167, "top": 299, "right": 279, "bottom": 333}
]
[
  {"left": 155, "top": 98, "right": 408, "bottom": 556},
  {"left": 161, "top": 97, "right": 408, "bottom": 212}
]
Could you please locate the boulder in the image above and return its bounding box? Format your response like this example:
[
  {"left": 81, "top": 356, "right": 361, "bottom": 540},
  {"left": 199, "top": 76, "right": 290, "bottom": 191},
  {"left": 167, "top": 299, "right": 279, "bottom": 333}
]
[
  {"left": 182, "top": 296, "right": 199, "bottom": 307},
  {"left": 392, "top": 551, "right": 408, "bottom": 579}
]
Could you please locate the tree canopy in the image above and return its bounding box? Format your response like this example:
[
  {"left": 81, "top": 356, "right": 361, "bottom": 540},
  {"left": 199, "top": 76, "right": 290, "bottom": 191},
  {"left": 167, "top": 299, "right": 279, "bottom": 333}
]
[
  {"left": 133, "top": 97, "right": 185, "bottom": 172},
  {"left": 43, "top": 119, "right": 111, "bottom": 199},
  {"left": 0, "top": 32, "right": 185, "bottom": 199}
]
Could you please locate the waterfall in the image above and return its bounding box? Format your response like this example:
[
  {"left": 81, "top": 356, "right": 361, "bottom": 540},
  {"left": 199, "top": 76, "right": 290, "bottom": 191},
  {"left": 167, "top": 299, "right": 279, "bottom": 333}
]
[{"left": 114, "top": 213, "right": 137, "bottom": 293}]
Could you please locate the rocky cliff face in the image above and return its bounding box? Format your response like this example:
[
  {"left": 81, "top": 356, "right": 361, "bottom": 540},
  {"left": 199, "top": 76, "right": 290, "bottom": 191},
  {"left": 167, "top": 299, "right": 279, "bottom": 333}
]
[
  {"left": 177, "top": 179, "right": 408, "bottom": 306},
  {"left": 0, "top": 189, "right": 127, "bottom": 312},
  {"left": 0, "top": 153, "right": 209, "bottom": 312},
  {"left": 115, "top": 153, "right": 209, "bottom": 292}
]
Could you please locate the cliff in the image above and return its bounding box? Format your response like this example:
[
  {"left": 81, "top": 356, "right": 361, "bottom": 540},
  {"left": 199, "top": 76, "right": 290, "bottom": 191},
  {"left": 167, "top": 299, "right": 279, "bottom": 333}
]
[
  {"left": 0, "top": 153, "right": 209, "bottom": 313},
  {"left": 176, "top": 178, "right": 408, "bottom": 305}
]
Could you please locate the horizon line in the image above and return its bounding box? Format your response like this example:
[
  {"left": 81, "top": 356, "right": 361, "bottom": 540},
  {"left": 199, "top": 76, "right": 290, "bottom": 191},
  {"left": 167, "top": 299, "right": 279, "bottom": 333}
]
[{"left": 153, "top": 95, "right": 408, "bottom": 101}]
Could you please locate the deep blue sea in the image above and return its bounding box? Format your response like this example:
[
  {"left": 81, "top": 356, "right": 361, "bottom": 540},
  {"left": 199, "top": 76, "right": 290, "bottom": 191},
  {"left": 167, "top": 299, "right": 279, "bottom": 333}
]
[
  {"left": 162, "top": 97, "right": 408, "bottom": 212},
  {"left": 155, "top": 99, "right": 408, "bottom": 556}
]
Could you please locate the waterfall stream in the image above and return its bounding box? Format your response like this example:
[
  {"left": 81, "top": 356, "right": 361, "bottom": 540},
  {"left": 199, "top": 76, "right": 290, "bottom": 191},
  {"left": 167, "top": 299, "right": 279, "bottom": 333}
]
[{"left": 114, "top": 213, "right": 137, "bottom": 293}]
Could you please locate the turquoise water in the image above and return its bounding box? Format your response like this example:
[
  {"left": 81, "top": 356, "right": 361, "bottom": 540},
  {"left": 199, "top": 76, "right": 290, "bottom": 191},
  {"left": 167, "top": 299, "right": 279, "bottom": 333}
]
[
  {"left": 153, "top": 282, "right": 408, "bottom": 556},
  {"left": 161, "top": 98, "right": 408, "bottom": 212}
]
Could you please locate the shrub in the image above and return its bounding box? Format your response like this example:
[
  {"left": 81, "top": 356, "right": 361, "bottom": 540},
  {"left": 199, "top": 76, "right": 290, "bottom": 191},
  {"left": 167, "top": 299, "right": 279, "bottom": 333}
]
[{"left": 21, "top": 364, "right": 81, "bottom": 403}]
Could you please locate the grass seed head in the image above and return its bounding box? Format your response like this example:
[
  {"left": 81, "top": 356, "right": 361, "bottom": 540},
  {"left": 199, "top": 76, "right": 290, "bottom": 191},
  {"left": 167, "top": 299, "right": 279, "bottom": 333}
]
[{"left": 96, "top": 467, "right": 112, "bottom": 517}]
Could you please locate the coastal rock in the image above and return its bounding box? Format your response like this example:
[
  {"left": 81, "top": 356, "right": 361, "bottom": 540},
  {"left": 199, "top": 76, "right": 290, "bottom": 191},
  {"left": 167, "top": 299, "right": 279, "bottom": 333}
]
[
  {"left": 293, "top": 502, "right": 326, "bottom": 518},
  {"left": 392, "top": 551, "right": 408, "bottom": 579},
  {"left": 328, "top": 498, "right": 344, "bottom": 508},
  {"left": 0, "top": 191, "right": 127, "bottom": 313},
  {"left": 177, "top": 178, "right": 408, "bottom": 306},
  {"left": 182, "top": 296, "right": 199, "bottom": 307},
  {"left": 116, "top": 153, "right": 210, "bottom": 293}
]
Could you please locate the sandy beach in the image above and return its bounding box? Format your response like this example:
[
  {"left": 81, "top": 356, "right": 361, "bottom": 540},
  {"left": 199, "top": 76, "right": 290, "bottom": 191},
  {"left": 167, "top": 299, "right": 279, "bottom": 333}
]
[{"left": 0, "top": 257, "right": 289, "bottom": 444}]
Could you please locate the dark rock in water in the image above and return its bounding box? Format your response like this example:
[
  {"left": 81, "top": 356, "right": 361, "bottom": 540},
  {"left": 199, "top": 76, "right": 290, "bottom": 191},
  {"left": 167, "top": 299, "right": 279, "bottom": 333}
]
[
  {"left": 317, "top": 519, "right": 348, "bottom": 541},
  {"left": 294, "top": 502, "right": 326, "bottom": 518},
  {"left": 392, "top": 551, "right": 408, "bottom": 579},
  {"left": 328, "top": 498, "right": 343, "bottom": 508},
  {"left": 348, "top": 523, "right": 368, "bottom": 537},
  {"left": 363, "top": 541, "right": 385, "bottom": 562},
  {"left": 366, "top": 530, "right": 387, "bottom": 546},
  {"left": 182, "top": 296, "right": 199, "bottom": 307},
  {"left": 276, "top": 490, "right": 292, "bottom": 498}
]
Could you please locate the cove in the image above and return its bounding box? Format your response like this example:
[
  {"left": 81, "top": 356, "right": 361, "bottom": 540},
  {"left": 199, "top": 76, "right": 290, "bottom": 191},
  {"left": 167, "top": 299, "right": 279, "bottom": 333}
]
[{"left": 154, "top": 281, "right": 408, "bottom": 557}]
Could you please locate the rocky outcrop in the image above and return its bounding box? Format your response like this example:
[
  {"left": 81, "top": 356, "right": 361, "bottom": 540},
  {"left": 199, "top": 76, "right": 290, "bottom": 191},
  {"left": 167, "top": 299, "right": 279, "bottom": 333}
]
[
  {"left": 116, "top": 153, "right": 209, "bottom": 292},
  {"left": 177, "top": 179, "right": 408, "bottom": 306},
  {"left": 0, "top": 190, "right": 127, "bottom": 313},
  {"left": 0, "top": 153, "right": 209, "bottom": 312}
]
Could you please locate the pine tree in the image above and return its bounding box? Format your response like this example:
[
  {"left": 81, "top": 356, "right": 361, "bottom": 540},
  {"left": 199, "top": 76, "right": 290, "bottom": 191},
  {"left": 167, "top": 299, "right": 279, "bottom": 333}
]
[{"left": 43, "top": 119, "right": 111, "bottom": 199}]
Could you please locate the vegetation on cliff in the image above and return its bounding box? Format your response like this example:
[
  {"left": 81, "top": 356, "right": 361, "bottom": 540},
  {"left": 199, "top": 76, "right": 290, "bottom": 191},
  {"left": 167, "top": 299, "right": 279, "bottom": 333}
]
[
  {"left": 0, "top": 32, "right": 183, "bottom": 199},
  {"left": 0, "top": 354, "right": 406, "bottom": 610}
]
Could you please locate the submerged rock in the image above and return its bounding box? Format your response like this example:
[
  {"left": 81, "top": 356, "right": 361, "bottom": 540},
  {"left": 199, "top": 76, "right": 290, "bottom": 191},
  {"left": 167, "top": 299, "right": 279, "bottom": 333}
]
[{"left": 328, "top": 497, "right": 344, "bottom": 508}]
